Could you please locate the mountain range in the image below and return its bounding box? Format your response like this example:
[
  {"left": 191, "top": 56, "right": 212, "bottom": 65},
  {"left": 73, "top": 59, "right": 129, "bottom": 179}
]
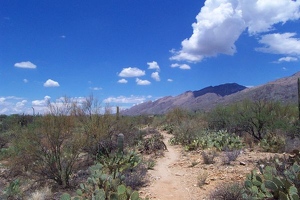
[{"left": 121, "top": 72, "right": 300, "bottom": 115}]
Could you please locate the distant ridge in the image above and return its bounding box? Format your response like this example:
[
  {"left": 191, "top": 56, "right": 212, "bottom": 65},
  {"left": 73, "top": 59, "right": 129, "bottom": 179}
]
[
  {"left": 121, "top": 72, "right": 300, "bottom": 116},
  {"left": 193, "top": 83, "right": 247, "bottom": 97}
]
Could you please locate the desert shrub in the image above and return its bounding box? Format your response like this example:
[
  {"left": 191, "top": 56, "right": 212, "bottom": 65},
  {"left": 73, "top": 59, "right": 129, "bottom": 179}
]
[
  {"left": 210, "top": 182, "right": 244, "bottom": 200},
  {"left": 123, "top": 162, "right": 148, "bottom": 190},
  {"left": 165, "top": 107, "right": 190, "bottom": 126},
  {"left": 30, "top": 186, "right": 52, "bottom": 200},
  {"left": 197, "top": 169, "right": 208, "bottom": 187},
  {"left": 259, "top": 133, "right": 286, "bottom": 153},
  {"left": 222, "top": 150, "right": 241, "bottom": 165},
  {"left": 171, "top": 120, "right": 201, "bottom": 147},
  {"left": 137, "top": 133, "right": 167, "bottom": 155},
  {"left": 3, "top": 178, "right": 22, "bottom": 199},
  {"left": 201, "top": 149, "right": 218, "bottom": 164},
  {"left": 145, "top": 158, "right": 156, "bottom": 170},
  {"left": 9, "top": 98, "right": 86, "bottom": 188},
  {"left": 207, "top": 100, "right": 296, "bottom": 141},
  {"left": 161, "top": 123, "right": 175, "bottom": 134}
]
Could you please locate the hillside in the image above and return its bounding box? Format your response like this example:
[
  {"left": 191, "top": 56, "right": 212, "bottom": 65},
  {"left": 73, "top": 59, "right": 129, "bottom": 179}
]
[{"left": 122, "top": 72, "right": 300, "bottom": 115}]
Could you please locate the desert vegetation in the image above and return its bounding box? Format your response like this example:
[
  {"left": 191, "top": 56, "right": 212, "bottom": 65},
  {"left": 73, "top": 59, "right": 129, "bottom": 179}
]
[{"left": 1, "top": 96, "right": 300, "bottom": 199}]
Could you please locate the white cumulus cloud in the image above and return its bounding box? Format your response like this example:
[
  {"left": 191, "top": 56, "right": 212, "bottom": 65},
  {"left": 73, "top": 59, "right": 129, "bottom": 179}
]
[
  {"left": 167, "top": 79, "right": 173, "bottom": 82},
  {"left": 136, "top": 78, "right": 151, "bottom": 85},
  {"left": 276, "top": 56, "right": 298, "bottom": 63},
  {"left": 104, "top": 95, "right": 150, "bottom": 104},
  {"left": 14, "top": 61, "right": 37, "bottom": 69},
  {"left": 118, "top": 79, "right": 128, "bottom": 84},
  {"left": 171, "top": 63, "right": 191, "bottom": 70},
  {"left": 147, "top": 61, "right": 160, "bottom": 71},
  {"left": 256, "top": 33, "right": 300, "bottom": 55},
  {"left": 44, "top": 79, "right": 60, "bottom": 87},
  {"left": 170, "top": 0, "right": 300, "bottom": 63},
  {"left": 151, "top": 72, "right": 160, "bottom": 81},
  {"left": 0, "top": 96, "right": 30, "bottom": 115},
  {"left": 118, "top": 67, "right": 145, "bottom": 77}
]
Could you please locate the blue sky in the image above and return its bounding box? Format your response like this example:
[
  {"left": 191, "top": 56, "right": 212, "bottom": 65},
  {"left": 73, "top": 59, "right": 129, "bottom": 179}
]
[{"left": 1, "top": 0, "right": 300, "bottom": 115}]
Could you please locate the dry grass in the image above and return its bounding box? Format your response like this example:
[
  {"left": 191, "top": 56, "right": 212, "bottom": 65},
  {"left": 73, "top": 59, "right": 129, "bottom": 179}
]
[{"left": 29, "top": 186, "right": 52, "bottom": 200}]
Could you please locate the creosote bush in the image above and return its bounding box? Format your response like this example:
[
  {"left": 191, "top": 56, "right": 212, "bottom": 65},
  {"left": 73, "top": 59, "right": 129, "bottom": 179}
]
[
  {"left": 202, "top": 149, "right": 218, "bottom": 164},
  {"left": 210, "top": 182, "right": 244, "bottom": 200},
  {"left": 222, "top": 150, "right": 241, "bottom": 165},
  {"left": 197, "top": 169, "right": 208, "bottom": 187}
]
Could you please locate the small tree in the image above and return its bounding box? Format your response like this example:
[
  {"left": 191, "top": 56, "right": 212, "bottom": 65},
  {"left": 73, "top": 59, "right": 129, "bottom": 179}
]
[
  {"left": 233, "top": 99, "right": 294, "bottom": 140},
  {"left": 10, "top": 97, "right": 85, "bottom": 187}
]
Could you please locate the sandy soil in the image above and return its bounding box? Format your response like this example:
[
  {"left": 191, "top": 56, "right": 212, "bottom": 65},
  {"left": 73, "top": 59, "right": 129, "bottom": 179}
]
[{"left": 140, "top": 131, "right": 281, "bottom": 200}]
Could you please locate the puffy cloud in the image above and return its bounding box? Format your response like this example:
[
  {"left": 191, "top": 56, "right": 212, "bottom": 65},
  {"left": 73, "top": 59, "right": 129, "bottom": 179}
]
[
  {"left": 242, "top": 0, "right": 300, "bottom": 34},
  {"left": 256, "top": 33, "right": 300, "bottom": 55},
  {"left": 104, "top": 95, "right": 150, "bottom": 104},
  {"left": 118, "top": 67, "right": 145, "bottom": 77},
  {"left": 151, "top": 72, "right": 160, "bottom": 81},
  {"left": 171, "top": 63, "right": 191, "bottom": 70},
  {"left": 136, "top": 78, "right": 151, "bottom": 85},
  {"left": 167, "top": 79, "right": 173, "bottom": 82},
  {"left": 170, "top": 0, "right": 300, "bottom": 62},
  {"left": 0, "top": 96, "right": 30, "bottom": 114},
  {"left": 44, "top": 79, "right": 60, "bottom": 87},
  {"left": 171, "top": 0, "right": 245, "bottom": 62},
  {"left": 147, "top": 61, "right": 160, "bottom": 71},
  {"left": 118, "top": 79, "right": 128, "bottom": 84},
  {"left": 32, "top": 96, "right": 51, "bottom": 107},
  {"left": 14, "top": 61, "right": 37, "bottom": 69},
  {"left": 276, "top": 56, "right": 298, "bottom": 63}
]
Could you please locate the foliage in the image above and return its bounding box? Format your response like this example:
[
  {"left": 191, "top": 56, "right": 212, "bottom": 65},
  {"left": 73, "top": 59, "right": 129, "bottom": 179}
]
[
  {"left": 123, "top": 162, "right": 148, "bottom": 190},
  {"left": 165, "top": 107, "right": 190, "bottom": 126},
  {"left": 207, "top": 99, "right": 297, "bottom": 141},
  {"left": 197, "top": 169, "right": 208, "bottom": 187},
  {"left": 259, "top": 133, "right": 286, "bottom": 153},
  {"left": 210, "top": 182, "right": 244, "bottom": 200},
  {"left": 3, "top": 178, "right": 22, "bottom": 199},
  {"left": 9, "top": 98, "right": 85, "bottom": 188},
  {"left": 222, "top": 150, "right": 241, "bottom": 165},
  {"left": 62, "top": 163, "right": 146, "bottom": 200},
  {"left": 137, "top": 133, "right": 167, "bottom": 155},
  {"left": 172, "top": 128, "right": 244, "bottom": 152},
  {"left": 161, "top": 124, "right": 175, "bottom": 134},
  {"left": 97, "top": 151, "right": 141, "bottom": 179},
  {"left": 145, "top": 159, "right": 156, "bottom": 170},
  {"left": 201, "top": 149, "right": 217, "bottom": 164},
  {"left": 243, "top": 153, "right": 300, "bottom": 199}
]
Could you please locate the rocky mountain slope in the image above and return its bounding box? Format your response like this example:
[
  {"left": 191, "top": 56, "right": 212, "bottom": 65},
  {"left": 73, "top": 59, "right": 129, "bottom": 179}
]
[{"left": 121, "top": 72, "right": 300, "bottom": 115}]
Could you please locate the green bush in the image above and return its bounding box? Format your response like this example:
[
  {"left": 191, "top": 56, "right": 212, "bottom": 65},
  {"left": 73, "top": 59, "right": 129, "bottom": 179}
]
[
  {"left": 176, "top": 129, "right": 244, "bottom": 151},
  {"left": 3, "top": 178, "right": 22, "bottom": 199},
  {"left": 259, "top": 133, "right": 286, "bottom": 153}
]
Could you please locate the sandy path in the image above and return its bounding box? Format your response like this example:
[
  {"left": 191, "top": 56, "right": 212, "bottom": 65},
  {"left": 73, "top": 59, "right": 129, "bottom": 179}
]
[{"left": 141, "top": 132, "right": 191, "bottom": 200}]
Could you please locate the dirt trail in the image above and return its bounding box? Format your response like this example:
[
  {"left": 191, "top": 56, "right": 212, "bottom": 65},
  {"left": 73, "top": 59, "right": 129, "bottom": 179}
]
[{"left": 140, "top": 132, "right": 191, "bottom": 200}]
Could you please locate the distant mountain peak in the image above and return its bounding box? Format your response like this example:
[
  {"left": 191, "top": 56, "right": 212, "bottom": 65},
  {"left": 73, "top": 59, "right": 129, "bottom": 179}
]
[
  {"left": 192, "top": 83, "right": 246, "bottom": 98},
  {"left": 121, "top": 72, "right": 300, "bottom": 115}
]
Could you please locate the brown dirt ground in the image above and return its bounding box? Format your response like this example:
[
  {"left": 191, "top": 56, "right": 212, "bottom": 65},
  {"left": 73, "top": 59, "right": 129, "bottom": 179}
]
[{"left": 139, "top": 131, "right": 282, "bottom": 200}]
